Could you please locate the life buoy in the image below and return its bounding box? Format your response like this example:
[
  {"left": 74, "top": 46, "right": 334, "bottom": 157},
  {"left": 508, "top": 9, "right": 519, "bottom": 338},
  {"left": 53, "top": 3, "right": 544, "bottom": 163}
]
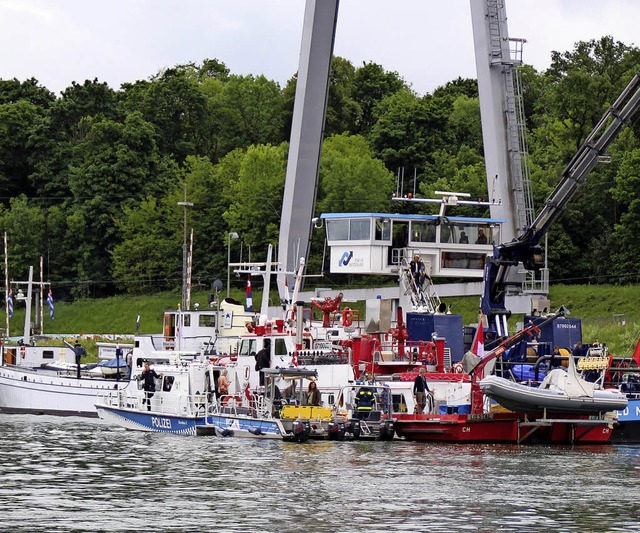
[
  {"left": 419, "top": 341, "right": 436, "bottom": 365},
  {"left": 20, "top": 346, "right": 26, "bottom": 359},
  {"left": 222, "top": 395, "right": 242, "bottom": 407},
  {"left": 453, "top": 362, "right": 464, "bottom": 373},
  {"left": 342, "top": 308, "right": 354, "bottom": 327}
]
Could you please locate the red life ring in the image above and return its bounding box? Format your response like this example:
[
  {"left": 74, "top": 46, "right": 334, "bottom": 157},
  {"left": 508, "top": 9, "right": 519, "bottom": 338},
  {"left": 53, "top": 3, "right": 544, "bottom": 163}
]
[
  {"left": 419, "top": 341, "right": 437, "bottom": 364},
  {"left": 222, "top": 395, "right": 242, "bottom": 407},
  {"left": 342, "top": 308, "right": 354, "bottom": 327}
]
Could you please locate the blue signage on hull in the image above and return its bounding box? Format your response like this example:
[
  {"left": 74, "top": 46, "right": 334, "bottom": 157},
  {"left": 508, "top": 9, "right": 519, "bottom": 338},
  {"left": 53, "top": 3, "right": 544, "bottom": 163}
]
[
  {"left": 617, "top": 400, "right": 640, "bottom": 422},
  {"left": 151, "top": 417, "right": 172, "bottom": 429}
]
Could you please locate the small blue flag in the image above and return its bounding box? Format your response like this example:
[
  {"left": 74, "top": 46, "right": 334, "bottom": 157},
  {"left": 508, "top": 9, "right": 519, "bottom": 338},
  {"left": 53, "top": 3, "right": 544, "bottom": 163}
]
[
  {"left": 47, "top": 288, "right": 54, "bottom": 320},
  {"left": 7, "top": 289, "right": 13, "bottom": 318}
]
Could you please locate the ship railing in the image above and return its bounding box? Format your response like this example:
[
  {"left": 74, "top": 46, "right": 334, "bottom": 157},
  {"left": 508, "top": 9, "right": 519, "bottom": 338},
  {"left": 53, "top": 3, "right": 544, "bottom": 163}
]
[{"left": 97, "top": 389, "right": 215, "bottom": 417}]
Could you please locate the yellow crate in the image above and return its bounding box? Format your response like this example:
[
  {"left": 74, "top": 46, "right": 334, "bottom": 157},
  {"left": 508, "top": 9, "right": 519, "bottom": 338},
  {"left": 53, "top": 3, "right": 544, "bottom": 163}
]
[{"left": 280, "top": 405, "right": 333, "bottom": 421}]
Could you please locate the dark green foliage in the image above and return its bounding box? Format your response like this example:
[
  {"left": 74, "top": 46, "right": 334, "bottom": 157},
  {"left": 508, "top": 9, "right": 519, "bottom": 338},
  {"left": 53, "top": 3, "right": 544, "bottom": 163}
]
[{"left": 2, "top": 39, "right": 640, "bottom": 302}]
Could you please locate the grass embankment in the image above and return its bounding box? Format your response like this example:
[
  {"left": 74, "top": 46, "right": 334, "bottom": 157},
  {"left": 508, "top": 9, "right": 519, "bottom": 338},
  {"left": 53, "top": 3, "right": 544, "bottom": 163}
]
[{"left": 5, "top": 284, "right": 639, "bottom": 358}]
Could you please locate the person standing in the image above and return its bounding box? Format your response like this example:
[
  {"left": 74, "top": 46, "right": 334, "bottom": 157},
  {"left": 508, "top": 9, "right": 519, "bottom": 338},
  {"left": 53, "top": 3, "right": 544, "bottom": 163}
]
[
  {"left": 218, "top": 368, "right": 231, "bottom": 397},
  {"left": 306, "top": 380, "right": 321, "bottom": 406},
  {"left": 115, "top": 344, "right": 123, "bottom": 380},
  {"left": 73, "top": 341, "right": 86, "bottom": 379},
  {"left": 140, "top": 361, "right": 161, "bottom": 411},
  {"left": 125, "top": 350, "right": 133, "bottom": 378},
  {"left": 413, "top": 367, "right": 430, "bottom": 414},
  {"left": 255, "top": 339, "right": 271, "bottom": 387}
]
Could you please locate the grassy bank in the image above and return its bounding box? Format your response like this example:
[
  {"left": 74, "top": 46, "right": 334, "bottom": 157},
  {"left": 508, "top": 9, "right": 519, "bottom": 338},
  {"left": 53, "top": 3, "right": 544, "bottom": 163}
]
[{"left": 4, "top": 284, "right": 639, "bottom": 358}]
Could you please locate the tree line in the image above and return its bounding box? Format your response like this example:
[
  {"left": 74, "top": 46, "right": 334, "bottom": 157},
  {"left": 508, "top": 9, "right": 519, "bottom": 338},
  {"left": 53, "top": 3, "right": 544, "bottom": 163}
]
[{"left": 2, "top": 36, "right": 640, "bottom": 301}]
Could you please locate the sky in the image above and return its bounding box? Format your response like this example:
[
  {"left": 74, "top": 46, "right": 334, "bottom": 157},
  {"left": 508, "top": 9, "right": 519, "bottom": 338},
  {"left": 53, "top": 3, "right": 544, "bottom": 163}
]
[{"left": 1, "top": 0, "right": 639, "bottom": 97}]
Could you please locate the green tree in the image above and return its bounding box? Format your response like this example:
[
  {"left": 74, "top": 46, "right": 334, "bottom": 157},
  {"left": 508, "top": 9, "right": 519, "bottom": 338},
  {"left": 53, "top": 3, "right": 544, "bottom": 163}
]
[
  {"left": 0, "top": 196, "right": 46, "bottom": 278},
  {"left": 352, "top": 62, "right": 407, "bottom": 135},
  {"left": 111, "top": 196, "right": 181, "bottom": 293},
  {"left": 66, "top": 112, "right": 179, "bottom": 296},
  {"left": 119, "top": 68, "right": 209, "bottom": 162},
  {"left": 0, "top": 100, "right": 44, "bottom": 200},
  {"left": 317, "top": 133, "right": 395, "bottom": 214},
  {"left": 223, "top": 143, "right": 288, "bottom": 255}
]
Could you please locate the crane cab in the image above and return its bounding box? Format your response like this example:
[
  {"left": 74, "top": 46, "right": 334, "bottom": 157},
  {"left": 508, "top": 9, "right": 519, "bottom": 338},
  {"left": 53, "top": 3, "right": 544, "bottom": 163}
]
[{"left": 320, "top": 212, "right": 504, "bottom": 278}]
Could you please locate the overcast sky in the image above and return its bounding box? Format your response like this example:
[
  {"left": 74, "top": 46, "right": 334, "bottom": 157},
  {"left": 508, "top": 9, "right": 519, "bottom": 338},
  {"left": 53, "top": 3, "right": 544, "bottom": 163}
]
[{"left": 1, "top": 0, "right": 639, "bottom": 97}]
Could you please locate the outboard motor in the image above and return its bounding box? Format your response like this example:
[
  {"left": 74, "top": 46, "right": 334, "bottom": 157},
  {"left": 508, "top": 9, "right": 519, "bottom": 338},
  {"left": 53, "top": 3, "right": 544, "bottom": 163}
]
[
  {"left": 291, "top": 420, "right": 311, "bottom": 442},
  {"left": 327, "top": 421, "right": 346, "bottom": 440},
  {"left": 379, "top": 420, "right": 395, "bottom": 441},
  {"left": 350, "top": 419, "right": 362, "bottom": 439}
]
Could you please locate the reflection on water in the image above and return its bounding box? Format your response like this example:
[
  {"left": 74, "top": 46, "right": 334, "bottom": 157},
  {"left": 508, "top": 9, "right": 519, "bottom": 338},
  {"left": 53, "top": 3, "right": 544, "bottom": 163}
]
[{"left": 1, "top": 414, "right": 640, "bottom": 532}]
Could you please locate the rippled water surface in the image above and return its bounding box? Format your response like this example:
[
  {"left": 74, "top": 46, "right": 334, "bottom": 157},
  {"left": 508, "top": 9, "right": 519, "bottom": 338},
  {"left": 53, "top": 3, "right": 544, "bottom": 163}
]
[{"left": 2, "top": 414, "right": 640, "bottom": 532}]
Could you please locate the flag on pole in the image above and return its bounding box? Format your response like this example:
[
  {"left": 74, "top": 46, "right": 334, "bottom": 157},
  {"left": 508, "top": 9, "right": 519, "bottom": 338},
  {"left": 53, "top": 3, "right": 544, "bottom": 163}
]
[
  {"left": 245, "top": 276, "right": 253, "bottom": 312},
  {"left": 471, "top": 316, "right": 485, "bottom": 358},
  {"left": 632, "top": 337, "right": 640, "bottom": 367},
  {"left": 7, "top": 288, "right": 13, "bottom": 318},
  {"left": 47, "top": 288, "right": 54, "bottom": 320}
]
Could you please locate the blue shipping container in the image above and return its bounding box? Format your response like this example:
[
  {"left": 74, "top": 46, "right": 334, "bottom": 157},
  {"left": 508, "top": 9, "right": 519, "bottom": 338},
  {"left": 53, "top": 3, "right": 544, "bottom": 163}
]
[{"left": 406, "top": 313, "right": 464, "bottom": 362}]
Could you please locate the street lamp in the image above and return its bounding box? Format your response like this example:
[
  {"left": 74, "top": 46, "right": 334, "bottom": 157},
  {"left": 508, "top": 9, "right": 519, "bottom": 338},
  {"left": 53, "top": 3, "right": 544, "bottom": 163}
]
[{"left": 227, "top": 231, "right": 239, "bottom": 297}]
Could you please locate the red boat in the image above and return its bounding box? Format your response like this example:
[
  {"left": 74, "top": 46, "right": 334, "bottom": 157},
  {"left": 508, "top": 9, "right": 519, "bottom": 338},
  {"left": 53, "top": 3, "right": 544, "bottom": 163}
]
[
  {"left": 394, "top": 412, "right": 613, "bottom": 444},
  {"left": 393, "top": 309, "right": 616, "bottom": 445}
]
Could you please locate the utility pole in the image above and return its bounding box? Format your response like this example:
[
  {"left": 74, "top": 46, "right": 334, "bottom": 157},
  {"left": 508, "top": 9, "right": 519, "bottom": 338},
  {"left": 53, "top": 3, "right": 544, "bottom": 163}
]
[{"left": 178, "top": 183, "right": 193, "bottom": 310}]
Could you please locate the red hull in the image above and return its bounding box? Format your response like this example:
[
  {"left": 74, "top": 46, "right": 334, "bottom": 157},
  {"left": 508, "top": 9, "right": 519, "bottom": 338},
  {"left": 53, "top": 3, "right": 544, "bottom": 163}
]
[{"left": 394, "top": 413, "right": 613, "bottom": 444}]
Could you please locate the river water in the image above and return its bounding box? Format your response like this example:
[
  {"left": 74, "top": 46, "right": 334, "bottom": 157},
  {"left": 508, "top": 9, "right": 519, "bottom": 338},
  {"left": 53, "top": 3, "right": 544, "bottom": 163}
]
[{"left": 2, "top": 414, "right": 640, "bottom": 533}]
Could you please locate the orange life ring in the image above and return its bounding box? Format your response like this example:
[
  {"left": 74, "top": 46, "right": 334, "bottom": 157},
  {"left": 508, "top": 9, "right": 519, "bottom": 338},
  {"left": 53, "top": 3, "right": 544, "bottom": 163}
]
[
  {"left": 222, "top": 395, "right": 242, "bottom": 407},
  {"left": 342, "top": 308, "right": 354, "bottom": 327}
]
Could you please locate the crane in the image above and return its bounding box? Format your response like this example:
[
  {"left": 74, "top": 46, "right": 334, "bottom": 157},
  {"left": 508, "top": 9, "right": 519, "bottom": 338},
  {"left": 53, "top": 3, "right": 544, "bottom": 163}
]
[{"left": 481, "top": 73, "right": 640, "bottom": 335}]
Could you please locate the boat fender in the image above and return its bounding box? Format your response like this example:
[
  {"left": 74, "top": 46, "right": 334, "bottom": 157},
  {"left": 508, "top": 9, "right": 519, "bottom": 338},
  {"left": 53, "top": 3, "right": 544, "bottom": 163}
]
[
  {"left": 217, "top": 427, "right": 234, "bottom": 437},
  {"left": 248, "top": 427, "right": 263, "bottom": 436},
  {"left": 341, "top": 308, "right": 354, "bottom": 327}
]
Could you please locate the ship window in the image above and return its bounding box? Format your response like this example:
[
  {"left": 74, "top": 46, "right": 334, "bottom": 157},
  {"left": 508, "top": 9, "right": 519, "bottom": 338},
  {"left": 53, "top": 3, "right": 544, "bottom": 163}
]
[
  {"left": 326, "top": 219, "right": 349, "bottom": 241},
  {"left": 239, "top": 339, "right": 257, "bottom": 356},
  {"left": 42, "top": 350, "right": 54, "bottom": 359},
  {"left": 274, "top": 338, "right": 288, "bottom": 357},
  {"left": 183, "top": 314, "right": 191, "bottom": 327},
  {"left": 441, "top": 252, "right": 486, "bottom": 269},
  {"left": 198, "top": 314, "right": 216, "bottom": 328},
  {"left": 374, "top": 218, "right": 391, "bottom": 241},
  {"left": 410, "top": 221, "right": 436, "bottom": 243},
  {"left": 162, "top": 376, "right": 174, "bottom": 392},
  {"left": 349, "top": 219, "right": 370, "bottom": 240}
]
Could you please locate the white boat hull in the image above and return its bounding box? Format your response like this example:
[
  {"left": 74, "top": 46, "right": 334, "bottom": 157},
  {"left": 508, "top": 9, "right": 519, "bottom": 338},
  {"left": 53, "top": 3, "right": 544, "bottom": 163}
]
[{"left": 0, "top": 365, "right": 130, "bottom": 417}]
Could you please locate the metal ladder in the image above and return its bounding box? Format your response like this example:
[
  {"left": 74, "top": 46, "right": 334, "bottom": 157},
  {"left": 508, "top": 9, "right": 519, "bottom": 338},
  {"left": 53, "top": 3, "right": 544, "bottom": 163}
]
[
  {"left": 399, "top": 258, "right": 441, "bottom": 313},
  {"left": 486, "top": 0, "right": 535, "bottom": 233}
]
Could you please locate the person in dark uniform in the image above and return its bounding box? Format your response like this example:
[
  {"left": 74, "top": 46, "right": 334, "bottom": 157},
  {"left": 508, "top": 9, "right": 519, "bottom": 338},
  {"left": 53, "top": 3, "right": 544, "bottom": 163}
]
[
  {"left": 354, "top": 386, "right": 375, "bottom": 419},
  {"left": 255, "top": 339, "right": 271, "bottom": 387},
  {"left": 549, "top": 346, "right": 563, "bottom": 370},
  {"left": 140, "top": 361, "right": 162, "bottom": 411},
  {"left": 73, "top": 341, "right": 86, "bottom": 379},
  {"left": 413, "top": 367, "right": 430, "bottom": 414}
]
